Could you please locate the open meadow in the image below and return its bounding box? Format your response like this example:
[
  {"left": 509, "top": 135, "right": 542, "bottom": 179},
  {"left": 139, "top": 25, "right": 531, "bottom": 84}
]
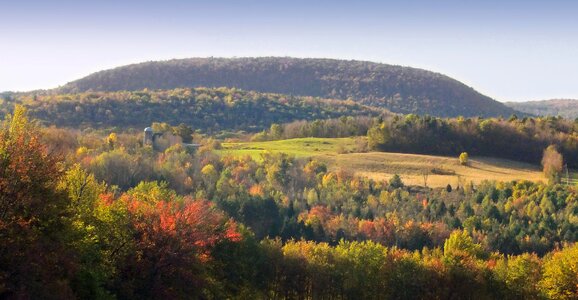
[{"left": 219, "top": 137, "right": 550, "bottom": 187}]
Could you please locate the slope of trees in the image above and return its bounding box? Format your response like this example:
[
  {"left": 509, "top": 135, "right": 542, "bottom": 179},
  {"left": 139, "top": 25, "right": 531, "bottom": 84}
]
[
  {"left": 56, "top": 57, "right": 517, "bottom": 117},
  {"left": 507, "top": 99, "right": 578, "bottom": 119},
  {"left": 0, "top": 88, "right": 384, "bottom": 132}
]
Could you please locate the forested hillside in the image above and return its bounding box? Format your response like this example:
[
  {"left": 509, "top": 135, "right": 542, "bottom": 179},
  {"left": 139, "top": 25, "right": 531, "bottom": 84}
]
[
  {"left": 56, "top": 57, "right": 518, "bottom": 117},
  {"left": 0, "top": 87, "right": 385, "bottom": 131},
  {"left": 506, "top": 99, "right": 578, "bottom": 119}
]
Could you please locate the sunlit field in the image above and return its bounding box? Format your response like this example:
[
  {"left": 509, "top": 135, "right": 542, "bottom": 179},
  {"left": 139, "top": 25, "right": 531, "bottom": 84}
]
[{"left": 219, "top": 137, "right": 549, "bottom": 187}]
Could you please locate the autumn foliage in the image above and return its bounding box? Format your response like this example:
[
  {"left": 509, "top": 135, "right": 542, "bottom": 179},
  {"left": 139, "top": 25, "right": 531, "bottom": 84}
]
[
  {"left": 0, "top": 106, "right": 72, "bottom": 298},
  {"left": 1, "top": 107, "right": 577, "bottom": 299},
  {"left": 541, "top": 145, "right": 564, "bottom": 184},
  {"left": 114, "top": 195, "right": 240, "bottom": 298}
]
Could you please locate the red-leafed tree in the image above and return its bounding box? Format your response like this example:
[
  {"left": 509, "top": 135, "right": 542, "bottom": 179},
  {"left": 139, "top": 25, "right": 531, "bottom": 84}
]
[{"left": 114, "top": 190, "right": 241, "bottom": 299}]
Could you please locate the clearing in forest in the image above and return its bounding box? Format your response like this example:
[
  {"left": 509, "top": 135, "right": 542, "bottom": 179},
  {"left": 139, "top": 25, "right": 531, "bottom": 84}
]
[{"left": 218, "top": 137, "right": 549, "bottom": 187}]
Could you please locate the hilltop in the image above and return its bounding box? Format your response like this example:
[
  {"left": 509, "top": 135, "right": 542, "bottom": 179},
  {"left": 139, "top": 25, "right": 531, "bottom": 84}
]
[
  {"left": 57, "top": 57, "right": 518, "bottom": 118},
  {"left": 506, "top": 99, "right": 578, "bottom": 119}
]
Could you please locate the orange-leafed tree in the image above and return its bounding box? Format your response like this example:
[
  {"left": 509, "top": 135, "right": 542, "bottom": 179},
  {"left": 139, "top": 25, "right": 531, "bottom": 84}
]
[
  {"left": 114, "top": 190, "right": 241, "bottom": 299},
  {"left": 0, "top": 105, "right": 74, "bottom": 298}
]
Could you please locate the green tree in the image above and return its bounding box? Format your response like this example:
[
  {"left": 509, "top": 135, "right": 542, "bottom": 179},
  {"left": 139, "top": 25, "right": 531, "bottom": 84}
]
[
  {"left": 58, "top": 165, "right": 116, "bottom": 298},
  {"left": 389, "top": 174, "right": 404, "bottom": 189},
  {"left": 60, "top": 164, "right": 106, "bottom": 215},
  {"left": 173, "top": 123, "right": 194, "bottom": 143},
  {"left": 494, "top": 253, "right": 542, "bottom": 299},
  {"left": 201, "top": 164, "right": 219, "bottom": 193},
  {"left": 269, "top": 123, "right": 283, "bottom": 140},
  {"left": 444, "top": 230, "right": 485, "bottom": 259},
  {"left": 539, "top": 243, "right": 578, "bottom": 299}
]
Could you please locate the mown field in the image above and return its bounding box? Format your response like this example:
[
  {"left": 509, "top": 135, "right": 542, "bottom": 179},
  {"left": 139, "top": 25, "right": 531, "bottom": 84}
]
[{"left": 218, "top": 137, "right": 551, "bottom": 187}]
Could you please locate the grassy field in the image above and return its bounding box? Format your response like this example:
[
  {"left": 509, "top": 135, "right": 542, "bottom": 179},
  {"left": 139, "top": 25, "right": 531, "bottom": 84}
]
[
  {"left": 218, "top": 137, "right": 364, "bottom": 159},
  {"left": 218, "top": 137, "right": 551, "bottom": 187}
]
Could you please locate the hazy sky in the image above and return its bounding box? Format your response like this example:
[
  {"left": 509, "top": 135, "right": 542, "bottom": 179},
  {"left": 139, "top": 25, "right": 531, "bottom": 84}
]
[{"left": 1, "top": 0, "right": 577, "bottom": 102}]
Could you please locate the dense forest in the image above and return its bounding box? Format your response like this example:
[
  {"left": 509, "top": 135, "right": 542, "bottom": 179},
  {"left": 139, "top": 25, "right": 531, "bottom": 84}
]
[
  {"left": 507, "top": 99, "right": 578, "bottom": 119},
  {"left": 1, "top": 106, "right": 576, "bottom": 299},
  {"left": 54, "top": 57, "right": 518, "bottom": 117},
  {"left": 0, "top": 88, "right": 384, "bottom": 132}
]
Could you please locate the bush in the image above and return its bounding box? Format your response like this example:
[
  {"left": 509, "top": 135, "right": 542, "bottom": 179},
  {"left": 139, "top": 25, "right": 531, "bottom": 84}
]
[{"left": 459, "top": 152, "right": 469, "bottom": 166}]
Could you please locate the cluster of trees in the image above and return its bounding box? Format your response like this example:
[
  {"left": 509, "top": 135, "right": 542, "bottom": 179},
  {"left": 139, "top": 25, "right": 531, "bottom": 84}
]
[
  {"left": 1, "top": 106, "right": 242, "bottom": 298},
  {"left": 56, "top": 57, "right": 516, "bottom": 117},
  {"left": 0, "top": 87, "right": 381, "bottom": 132},
  {"left": 2, "top": 107, "right": 577, "bottom": 298},
  {"left": 252, "top": 116, "right": 378, "bottom": 141},
  {"left": 368, "top": 114, "right": 578, "bottom": 167}
]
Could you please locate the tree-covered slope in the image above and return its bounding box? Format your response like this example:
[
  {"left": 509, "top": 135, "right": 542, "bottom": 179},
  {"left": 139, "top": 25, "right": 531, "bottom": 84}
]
[
  {"left": 1, "top": 87, "right": 385, "bottom": 131},
  {"left": 57, "top": 57, "right": 517, "bottom": 117},
  {"left": 506, "top": 99, "right": 578, "bottom": 119}
]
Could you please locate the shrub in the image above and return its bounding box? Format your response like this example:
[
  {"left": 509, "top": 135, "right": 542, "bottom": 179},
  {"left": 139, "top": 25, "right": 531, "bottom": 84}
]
[{"left": 459, "top": 152, "right": 469, "bottom": 166}]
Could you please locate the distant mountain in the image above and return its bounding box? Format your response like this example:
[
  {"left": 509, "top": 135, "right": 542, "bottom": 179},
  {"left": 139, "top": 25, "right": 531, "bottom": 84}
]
[
  {"left": 57, "top": 57, "right": 517, "bottom": 118},
  {"left": 1, "top": 88, "right": 385, "bottom": 131},
  {"left": 506, "top": 99, "right": 578, "bottom": 119}
]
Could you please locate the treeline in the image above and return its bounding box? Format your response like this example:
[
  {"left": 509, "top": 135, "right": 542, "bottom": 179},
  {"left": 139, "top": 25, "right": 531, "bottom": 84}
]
[
  {"left": 57, "top": 57, "right": 517, "bottom": 117},
  {"left": 368, "top": 114, "right": 578, "bottom": 167},
  {"left": 255, "top": 238, "right": 577, "bottom": 300},
  {"left": 252, "top": 116, "right": 377, "bottom": 141},
  {"left": 0, "top": 87, "right": 382, "bottom": 132}
]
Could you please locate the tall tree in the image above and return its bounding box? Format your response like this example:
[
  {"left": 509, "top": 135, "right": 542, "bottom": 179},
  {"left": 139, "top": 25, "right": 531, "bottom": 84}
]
[
  {"left": 0, "top": 105, "right": 74, "bottom": 298},
  {"left": 541, "top": 145, "right": 563, "bottom": 184}
]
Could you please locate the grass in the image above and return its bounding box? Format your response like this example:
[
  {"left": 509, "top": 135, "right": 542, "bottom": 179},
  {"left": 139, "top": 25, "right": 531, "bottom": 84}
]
[
  {"left": 218, "top": 137, "right": 363, "bottom": 160},
  {"left": 218, "top": 137, "right": 553, "bottom": 187}
]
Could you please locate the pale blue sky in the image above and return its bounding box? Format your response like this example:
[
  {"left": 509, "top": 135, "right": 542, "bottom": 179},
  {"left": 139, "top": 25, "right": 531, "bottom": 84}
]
[{"left": 1, "top": 0, "right": 577, "bottom": 101}]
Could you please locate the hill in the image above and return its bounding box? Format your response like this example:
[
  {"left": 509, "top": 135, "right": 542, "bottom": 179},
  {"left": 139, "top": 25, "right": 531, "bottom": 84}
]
[
  {"left": 217, "top": 137, "right": 552, "bottom": 187},
  {"left": 506, "top": 99, "right": 578, "bottom": 119},
  {"left": 0, "top": 88, "right": 385, "bottom": 131},
  {"left": 57, "top": 57, "right": 517, "bottom": 117}
]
